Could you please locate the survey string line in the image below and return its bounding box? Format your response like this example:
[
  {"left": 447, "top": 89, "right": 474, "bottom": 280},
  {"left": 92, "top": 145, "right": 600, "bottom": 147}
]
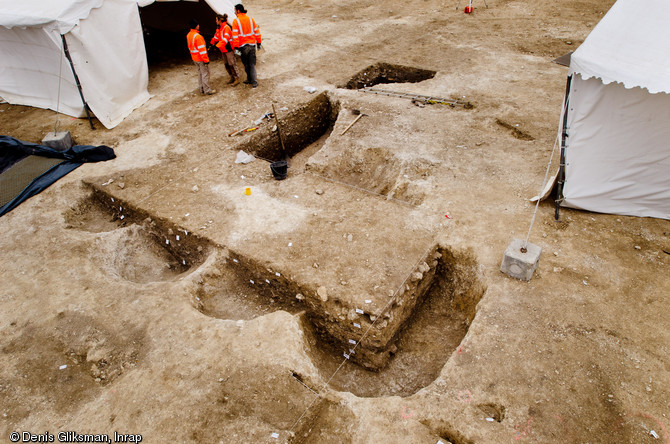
[{"left": 522, "top": 102, "right": 563, "bottom": 250}]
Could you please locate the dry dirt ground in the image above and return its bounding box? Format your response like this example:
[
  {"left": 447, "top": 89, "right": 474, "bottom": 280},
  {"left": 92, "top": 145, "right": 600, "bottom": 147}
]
[{"left": 1, "top": 0, "right": 670, "bottom": 443}]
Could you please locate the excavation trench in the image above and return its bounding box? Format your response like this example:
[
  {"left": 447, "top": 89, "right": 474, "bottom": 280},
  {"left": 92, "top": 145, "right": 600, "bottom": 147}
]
[
  {"left": 168, "top": 240, "right": 486, "bottom": 397},
  {"left": 77, "top": 187, "right": 485, "bottom": 396},
  {"left": 342, "top": 63, "right": 437, "bottom": 89},
  {"left": 301, "top": 247, "right": 486, "bottom": 397},
  {"left": 71, "top": 187, "right": 212, "bottom": 283},
  {"left": 74, "top": 90, "right": 479, "bottom": 391},
  {"left": 238, "top": 91, "right": 339, "bottom": 164}
]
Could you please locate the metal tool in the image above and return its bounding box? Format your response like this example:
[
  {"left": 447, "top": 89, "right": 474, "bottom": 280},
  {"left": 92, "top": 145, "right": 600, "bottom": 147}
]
[
  {"left": 359, "top": 87, "right": 472, "bottom": 108},
  {"left": 228, "top": 126, "right": 259, "bottom": 137},
  {"left": 340, "top": 110, "right": 367, "bottom": 136}
]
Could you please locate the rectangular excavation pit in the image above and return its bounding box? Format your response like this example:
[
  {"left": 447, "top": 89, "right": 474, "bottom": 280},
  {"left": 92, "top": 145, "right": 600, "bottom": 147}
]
[
  {"left": 85, "top": 165, "right": 444, "bottom": 370},
  {"left": 301, "top": 246, "right": 486, "bottom": 398},
  {"left": 341, "top": 62, "right": 437, "bottom": 90},
  {"left": 239, "top": 92, "right": 339, "bottom": 162},
  {"left": 224, "top": 242, "right": 443, "bottom": 370}
]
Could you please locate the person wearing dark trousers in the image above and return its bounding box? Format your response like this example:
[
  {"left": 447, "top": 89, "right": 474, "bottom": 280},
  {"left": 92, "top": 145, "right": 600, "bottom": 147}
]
[{"left": 231, "top": 4, "right": 261, "bottom": 88}]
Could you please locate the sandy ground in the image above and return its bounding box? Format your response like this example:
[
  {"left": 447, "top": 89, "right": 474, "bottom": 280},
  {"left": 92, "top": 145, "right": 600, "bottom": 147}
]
[{"left": 1, "top": 0, "right": 670, "bottom": 443}]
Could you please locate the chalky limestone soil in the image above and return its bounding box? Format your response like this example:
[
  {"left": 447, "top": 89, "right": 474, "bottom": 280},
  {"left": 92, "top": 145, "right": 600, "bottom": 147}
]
[{"left": 1, "top": 0, "right": 669, "bottom": 442}]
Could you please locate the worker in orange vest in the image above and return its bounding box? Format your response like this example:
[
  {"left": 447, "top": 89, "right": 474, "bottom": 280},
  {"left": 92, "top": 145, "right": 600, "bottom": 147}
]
[
  {"left": 186, "top": 19, "right": 216, "bottom": 95},
  {"left": 231, "top": 4, "right": 261, "bottom": 88},
  {"left": 210, "top": 14, "right": 241, "bottom": 86}
]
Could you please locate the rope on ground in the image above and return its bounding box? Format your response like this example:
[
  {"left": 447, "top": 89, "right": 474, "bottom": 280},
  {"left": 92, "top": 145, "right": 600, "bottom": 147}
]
[
  {"left": 305, "top": 170, "right": 418, "bottom": 208},
  {"left": 250, "top": 152, "right": 421, "bottom": 208},
  {"left": 135, "top": 149, "right": 226, "bottom": 205}
]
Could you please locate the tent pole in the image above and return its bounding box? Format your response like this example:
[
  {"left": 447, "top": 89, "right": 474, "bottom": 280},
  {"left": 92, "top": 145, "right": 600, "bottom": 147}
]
[
  {"left": 555, "top": 74, "right": 572, "bottom": 221},
  {"left": 61, "top": 34, "right": 95, "bottom": 130}
]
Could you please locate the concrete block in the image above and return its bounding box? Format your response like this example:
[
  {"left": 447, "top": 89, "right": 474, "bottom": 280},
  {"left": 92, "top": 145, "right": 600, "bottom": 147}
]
[
  {"left": 501, "top": 238, "right": 542, "bottom": 281},
  {"left": 42, "top": 131, "right": 73, "bottom": 151}
]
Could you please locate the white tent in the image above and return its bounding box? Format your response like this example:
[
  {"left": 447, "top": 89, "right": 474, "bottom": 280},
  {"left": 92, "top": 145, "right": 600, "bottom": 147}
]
[
  {"left": 556, "top": 0, "right": 670, "bottom": 220},
  {"left": 0, "top": 0, "right": 235, "bottom": 129}
]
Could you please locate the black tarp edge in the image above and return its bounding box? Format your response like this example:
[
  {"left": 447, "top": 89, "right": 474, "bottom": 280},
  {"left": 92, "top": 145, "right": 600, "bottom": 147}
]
[{"left": 0, "top": 136, "right": 116, "bottom": 217}]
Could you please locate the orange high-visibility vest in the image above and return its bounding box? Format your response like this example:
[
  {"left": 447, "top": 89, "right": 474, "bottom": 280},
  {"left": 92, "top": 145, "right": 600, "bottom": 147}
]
[
  {"left": 210, "top": 23, "right": 233, "bottom": 53},
  {"left": 232, "top": 13, "right": 261, "bottom": 48},
  {"left": 187, "top": 28, "right": 209, "bottom": 63}
]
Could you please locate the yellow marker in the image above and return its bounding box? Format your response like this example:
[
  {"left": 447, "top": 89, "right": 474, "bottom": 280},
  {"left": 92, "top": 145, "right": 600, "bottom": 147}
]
[{"left": 245, "top": 187, "right": 251, "bottom": 195}]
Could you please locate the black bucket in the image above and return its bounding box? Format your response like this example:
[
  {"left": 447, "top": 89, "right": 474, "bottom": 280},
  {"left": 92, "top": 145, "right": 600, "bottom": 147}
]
[{"left": 270, "top": 160, "right": 288, "bottom": 180}]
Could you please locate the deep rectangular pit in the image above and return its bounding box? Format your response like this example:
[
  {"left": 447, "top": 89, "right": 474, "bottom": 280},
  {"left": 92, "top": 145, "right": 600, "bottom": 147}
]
[
  {"left": 342, "top": 62, "right": 437, "bottom": 90},
  {"left": 240, "top": 92, "right": 339, "bottom": 162}
]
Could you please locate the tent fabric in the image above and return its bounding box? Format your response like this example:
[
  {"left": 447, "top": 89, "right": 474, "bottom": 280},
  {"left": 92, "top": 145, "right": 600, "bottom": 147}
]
[
  {"left": 140, "top": 0, "right": 235, "bottom": 16},
  {"left": 139, "top": 0, "right": 236, "bottom": 36},
  {"left": 569, "top": 0, "right": 670, "bottom": 94},
  {"left": 562, "top": 75, "right": 670, "bottom": 219},
  {"left": 65, "top": 0, "right": 151, "bottom": 128},
  {"left": 0, "top": 0, "right": 150, "bottom": 129},
  {"left": 0, "top": 135, "right": 116, "bottom": 217},
  {"left": 558, "top": 0, "right": 670, "bottom": 220},
  {"left": 0, "top": 26, "right": 85, "bottom": 118},
  {"left": 0, "top": 0, "right": 235, "bottom": 128},
  {"left": 0, "top": 0, "right": 104, "bottom": 34}
]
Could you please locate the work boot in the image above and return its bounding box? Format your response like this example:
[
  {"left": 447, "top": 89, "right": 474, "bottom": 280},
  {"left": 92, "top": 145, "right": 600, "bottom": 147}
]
[
  {"left": 206, "top": 89, "right": 217, "bottom": 95},
  {"left": 227, "top": 77, "right": 236, "bottom": 84},
  {"left": 231, "top": 78, "right": 241, "bottom": 86}
]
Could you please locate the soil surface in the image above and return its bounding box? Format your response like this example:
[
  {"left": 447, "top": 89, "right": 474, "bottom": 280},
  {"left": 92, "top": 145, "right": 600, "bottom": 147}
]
[{"left": 2, "top": 0, "right": 669, "bottom": 443}]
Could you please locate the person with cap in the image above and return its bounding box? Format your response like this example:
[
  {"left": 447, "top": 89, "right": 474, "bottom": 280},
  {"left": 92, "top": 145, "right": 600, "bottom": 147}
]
[
  {"left": 186, "top": 18, "right": 216, "bottom": 95},
  {"left": 231, "top": 4, "right": 261, "bottom": 88},
  {"left": 210, "top": 14, "right": 241, "bottom": 86}
]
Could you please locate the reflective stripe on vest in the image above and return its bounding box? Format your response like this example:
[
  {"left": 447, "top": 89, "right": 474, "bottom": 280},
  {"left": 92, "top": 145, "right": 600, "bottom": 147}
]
[
  {"left": 221, "top": 25, "right": 231, "bottom": 45},
  {"left": 187, "top": 30, "right": 208, "bottom": 62},
  {"left": 190, "top": 34, "right": 199, "bottom": 54},
  {"left": 233, "top": 14, "right": 259, "bottom": 46},
  {"left": 234, "top": 17, "right": 254, "bottom": 37}
]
